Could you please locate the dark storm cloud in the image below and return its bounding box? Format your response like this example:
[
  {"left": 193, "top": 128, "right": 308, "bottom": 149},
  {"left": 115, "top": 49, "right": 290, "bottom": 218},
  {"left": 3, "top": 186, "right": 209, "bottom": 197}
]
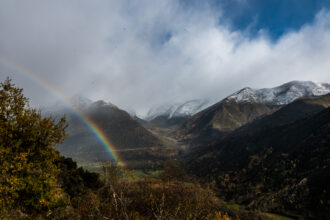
[{"left": 0, "top": 0, "right": 330, "bottom": 116}]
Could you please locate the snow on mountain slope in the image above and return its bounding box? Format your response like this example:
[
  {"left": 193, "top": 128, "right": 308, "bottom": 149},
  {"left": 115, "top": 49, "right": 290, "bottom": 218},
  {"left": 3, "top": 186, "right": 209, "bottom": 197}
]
[
  {"left": 145, "top": 99, "right": 212, "bottom": 121},
  {"left": 145, "top": 103, "right": 180, "bottom": 121},
  {"left": 227, "top": 81, "right": 330, "bottom": 105},
  {"left": 170, "top": 99, "right": 211, "bottom": 118},
  {"left": 145, "top": 81, "right": 330, "bottom": 121}
]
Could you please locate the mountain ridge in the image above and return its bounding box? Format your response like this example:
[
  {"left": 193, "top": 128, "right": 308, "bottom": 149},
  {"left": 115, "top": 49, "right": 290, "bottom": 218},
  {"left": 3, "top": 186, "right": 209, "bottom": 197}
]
[
  {"left": 226, "top": 81, "right": 330, "bottom": 105},
  {"left": 145, "top": 99, "right": 212, "bottom": 121},
  {"left": 178, "top": 81, "right": 330, "bottom": 143},
  {"left": 49, "top": 98, "right": 177, "bottom": 169}
]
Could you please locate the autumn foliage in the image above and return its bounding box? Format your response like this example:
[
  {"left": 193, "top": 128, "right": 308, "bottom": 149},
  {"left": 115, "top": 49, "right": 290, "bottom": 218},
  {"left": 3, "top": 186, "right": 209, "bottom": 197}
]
[{"left": 0, "top": 78, "right": 67, "bottom": 216}]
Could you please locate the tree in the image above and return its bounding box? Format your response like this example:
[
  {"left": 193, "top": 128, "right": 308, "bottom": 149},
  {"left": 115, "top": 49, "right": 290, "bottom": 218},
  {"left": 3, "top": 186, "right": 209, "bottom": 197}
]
[{"left": 0, "top": 78, "right": 67, "bottom": 216}]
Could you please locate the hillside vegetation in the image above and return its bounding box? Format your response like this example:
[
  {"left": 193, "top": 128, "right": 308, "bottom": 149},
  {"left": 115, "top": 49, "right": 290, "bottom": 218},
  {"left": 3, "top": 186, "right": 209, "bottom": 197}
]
[{"left": 186, "top": 95, "right": 330, "bottom": 219}]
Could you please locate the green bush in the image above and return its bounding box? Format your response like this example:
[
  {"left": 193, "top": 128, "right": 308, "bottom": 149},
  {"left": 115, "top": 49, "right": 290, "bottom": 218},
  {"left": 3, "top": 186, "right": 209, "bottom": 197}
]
[{"left": 0, "top": 78, "right": 68, "bottom": 217}]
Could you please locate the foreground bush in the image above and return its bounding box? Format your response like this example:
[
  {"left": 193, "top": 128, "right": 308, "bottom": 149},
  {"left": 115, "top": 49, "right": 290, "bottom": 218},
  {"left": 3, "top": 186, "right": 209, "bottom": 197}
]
[{"left": 62, "top": 162, "right": 237, "bottom": 220}]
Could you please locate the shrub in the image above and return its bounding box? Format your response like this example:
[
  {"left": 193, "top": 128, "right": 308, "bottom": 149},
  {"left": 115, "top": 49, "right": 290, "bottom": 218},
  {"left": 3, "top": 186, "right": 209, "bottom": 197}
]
[{"left": 0, "top": 78, "right": 68, "bottom": 216}]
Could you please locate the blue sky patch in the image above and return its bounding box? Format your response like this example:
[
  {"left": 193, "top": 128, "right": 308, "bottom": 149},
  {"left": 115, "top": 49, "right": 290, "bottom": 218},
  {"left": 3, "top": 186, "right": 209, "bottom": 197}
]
[{"left": 181, "top": 0, "right": 330, "bottom": 40}]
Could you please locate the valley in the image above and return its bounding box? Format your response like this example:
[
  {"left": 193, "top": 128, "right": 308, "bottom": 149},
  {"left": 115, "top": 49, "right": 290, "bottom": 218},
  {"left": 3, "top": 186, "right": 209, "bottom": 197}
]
[{"left": 52, "top": 81, "right": 330, "bottom": 219}]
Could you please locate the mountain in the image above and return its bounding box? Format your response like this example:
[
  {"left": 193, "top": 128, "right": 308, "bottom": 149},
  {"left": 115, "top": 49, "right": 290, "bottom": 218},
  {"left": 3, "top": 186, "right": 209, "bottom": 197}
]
[
  {"left": 145, "top": 99, "right": 212, "bottom": 128},
  {"left": 179, "top": 81, "right": 330, "bottom": 143},
  {"left": 186, "top": 94, "right": 330, "bottom": 218},
  {"left": 227, "top": 81, "right": 330, "bottom": 105},
  {"left": 52, "top": 98, "right": 176, "bottom": 169},
  {"left": 171, "top": 99, "right": 213, "bottom": 118}
]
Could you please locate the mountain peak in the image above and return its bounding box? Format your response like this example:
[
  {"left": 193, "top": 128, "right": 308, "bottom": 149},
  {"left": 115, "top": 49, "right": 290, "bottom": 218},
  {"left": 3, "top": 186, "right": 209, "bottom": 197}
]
[
  {"left": 70, "top": 95, "right": 93, "bottom": 109},
  {"left": 227, "top": 81, "right": 330, "bottom": 105},
  {"left": 226, "top": 87, "right": 258, "bottom": 103},
  {"left": 170, "top": 99, "right": 212, "bottom": 118},
  {"left": 91, "top": 100, "right": 117, "bottom": 108},
  {"left": 68, "top": 95, "right": 118, "bottom": 111},
  {"left": 145, "top": 99, "right": 212, "bottom": 121}
]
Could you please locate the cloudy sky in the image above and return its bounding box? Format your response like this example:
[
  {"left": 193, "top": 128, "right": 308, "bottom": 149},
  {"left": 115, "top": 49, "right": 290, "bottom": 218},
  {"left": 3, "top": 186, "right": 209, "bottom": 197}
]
[{"left": 1, "top": 0, "right": 330, "bottom": 116}]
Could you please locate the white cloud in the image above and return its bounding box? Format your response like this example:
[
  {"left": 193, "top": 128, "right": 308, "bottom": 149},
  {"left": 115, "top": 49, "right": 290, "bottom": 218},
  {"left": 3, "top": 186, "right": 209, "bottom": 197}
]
[{"left": 0, "top": 1, "right": 330, "bottom": 116}]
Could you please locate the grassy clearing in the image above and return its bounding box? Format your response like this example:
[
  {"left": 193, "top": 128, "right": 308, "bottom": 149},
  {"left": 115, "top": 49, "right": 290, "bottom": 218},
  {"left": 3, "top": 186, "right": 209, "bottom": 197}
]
[
  {"left": 264, "top": 213, "right": 294, "bottom": 220},
  {"left": 222, "top": 202, "right": 296, "bottom": 220},
  {"left": 227, "top": 204, "right": 242, "bottom": 211},
  {"left": 122, "top": 169, "right": 164, "bottom": 182},
  {"left": 78, "top": 161, "right": 107, "bottom": 173},
  {"left": 147, "top": 169, "right": 163, "bottom": 177}
]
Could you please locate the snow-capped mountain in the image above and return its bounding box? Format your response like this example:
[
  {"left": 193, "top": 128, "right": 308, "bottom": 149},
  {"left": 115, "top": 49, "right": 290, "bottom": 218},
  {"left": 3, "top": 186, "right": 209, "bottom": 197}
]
[
  {"left": 145, "top": 99, "right": 212, "bottom": 121},
  {"left": 226, "top": 81, "right": 330, "bottom": 105},
  {"left": 179, "top": 81, "right": 330, "bottom": 142},
  {"left": 145, "top": 103, "right": 180, "bottom": 121},
  {"left": 146, "top": 81, "right": 330, "bottom": 122},
  {"left": 170, "top": 99, "right": 212, "bottom": 118}
]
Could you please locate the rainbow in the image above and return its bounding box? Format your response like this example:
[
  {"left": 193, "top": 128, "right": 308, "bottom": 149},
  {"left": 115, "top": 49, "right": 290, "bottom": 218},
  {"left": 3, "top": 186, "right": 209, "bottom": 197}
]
[{"left": 0, "top": 57, "right": 124, "bottom": 166}]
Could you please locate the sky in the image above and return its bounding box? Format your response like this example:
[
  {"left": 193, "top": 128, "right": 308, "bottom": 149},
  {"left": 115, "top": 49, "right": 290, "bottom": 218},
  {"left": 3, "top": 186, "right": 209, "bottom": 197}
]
[{"left": 1, "top": 0, "right": 330, "bottom": 116}]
